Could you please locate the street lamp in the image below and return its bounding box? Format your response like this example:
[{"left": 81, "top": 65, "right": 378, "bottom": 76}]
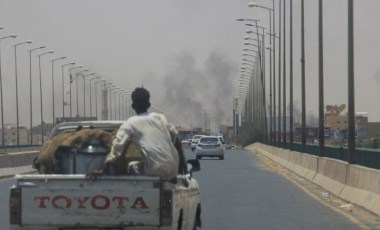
[
  {"left": 243, "top": 48, "right": 258, "bottom": 52},
  {"left": 244, "top": 36, "right": 259, "bottom": 42},
  {"left": 74, "top": 69, "right": 88, "bottom": 117},
  {"left": 104, "top": 84, "right": 117, "bottom": 120},
  {"left": 68, "top": 65, "right": 83, "bottom": 118},
  {"left": 113, "top": 88, "right": 122, "bottom": 120},
  {"left": 28, "top": 46, "right": 45, "bottom": 145},
  {"left": 94, "top": 79, "right": 105, "bottom": 119},
  {"left": 61, "top": 62, "right": 75, "bottom": 119},
  {"left": 50, "top": 56, "right": 66, "bottom": 125},
  {"left": 89, "top": 76, "right": 100, "bottom": 117},
  {"left": 249, "top": 1, "right": 275, "bottom": 143},
  {"left": 0, "top": 34, "right": 17, "bottom": 147},
  {"left": 121, "top": 92, "right": 130, "bottom": 119},
  {"left": 82, "top": 72, "right": 95, "bottom": 117},
  {"left": 13, "top": 40, "right": 32, "bottom": 146},
  {"left": 37, "top": 50, "right": 54, "bottom": 143}
]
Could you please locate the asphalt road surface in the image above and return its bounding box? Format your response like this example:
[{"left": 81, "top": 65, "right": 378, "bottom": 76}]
[
  {"left": 186, "top": 147, "right": 362, "bottom": 230},
  {"left": 0, "top": 148, "right": 362, "bottom": 230}
]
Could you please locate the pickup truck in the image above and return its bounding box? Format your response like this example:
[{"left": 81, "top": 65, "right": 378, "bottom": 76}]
[{"left": 9, "top": 121, "right": 202, "bottom": 230}]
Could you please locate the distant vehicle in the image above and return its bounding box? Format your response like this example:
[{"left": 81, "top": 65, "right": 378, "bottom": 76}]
[
  {"left": 196, "top": 136, "right": 224, "bottom": 160},
  {"left": 218, "top": 136, "right": 225, "bottom": 144},
  {"left": 191, "top": 135, "right": 205, "bottom": 151},
  {"left": 224, "top": 144, "right": 236, "bottom": 150},
  {"left": 186, "top": 134, "right": 195, "bottom": 145}
]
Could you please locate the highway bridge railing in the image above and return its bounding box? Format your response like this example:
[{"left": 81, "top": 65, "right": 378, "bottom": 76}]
[{"left": 272, "top": 142, "right": 380, "bottom": 170}]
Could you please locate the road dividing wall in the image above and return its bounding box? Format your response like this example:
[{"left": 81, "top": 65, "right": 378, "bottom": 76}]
[
  {"left": 248, "top": 143, "right": 380, "bottom": 216},
  {"left": 312, "top": 157, "right": 348, "bottom": 196},
  {"left": 0, "top": 151, "right": 38, "bottom": 178},
  {"left": 300, "top": 154, "right": 318, "bottom": 181},
  {"left": 340, "top": 164, "right": 380, "bottom": 215}
]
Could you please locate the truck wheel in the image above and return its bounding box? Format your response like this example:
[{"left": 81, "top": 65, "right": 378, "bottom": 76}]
[
  {"left": 177, "top": 210, "right": 183, "bottom": 230},
  {"left": 219, "top": 156, "right": 224, "bottom": 160},
  {"left": 192, "top": 217, "right": 198, "bottom": 230},
  {"left": 192, "top": 205, "right": 201, "bottom": 230}
]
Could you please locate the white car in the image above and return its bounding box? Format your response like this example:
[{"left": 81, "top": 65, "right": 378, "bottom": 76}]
[
  {"left": 196, "top": 136, "right": 224, "bottom": 160},
  {"left": 191, "top": 135, "right": 205, "bottom": 151}
]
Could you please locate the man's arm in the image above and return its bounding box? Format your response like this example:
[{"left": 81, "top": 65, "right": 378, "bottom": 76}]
[
  {"left": 105, "top": 123, "right": 131, "bottom": 163},
  {"left": 87, "top": 123, "right": 131, "bottom": 179}
]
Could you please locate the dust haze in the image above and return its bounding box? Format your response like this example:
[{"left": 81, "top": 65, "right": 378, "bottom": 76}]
[{"left": 146, "top": 51, "right": 237, "bottom": 129}]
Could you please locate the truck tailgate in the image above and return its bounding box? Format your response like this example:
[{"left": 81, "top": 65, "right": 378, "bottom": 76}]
[{"left": 17, "top": 175, "right": 160, "bottom": 226}]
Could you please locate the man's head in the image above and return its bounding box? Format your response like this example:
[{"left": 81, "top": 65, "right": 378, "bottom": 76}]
[{"left": 131, "top": 87, "right": 151, "bottom": 114}]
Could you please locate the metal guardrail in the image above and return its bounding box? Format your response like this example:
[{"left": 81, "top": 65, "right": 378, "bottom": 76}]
[
  {"left": 271, "top": 142, "right": 380, "bottom": 170},
  {"left": 0, "top": 145, "right": 41, "bottom": 154}
]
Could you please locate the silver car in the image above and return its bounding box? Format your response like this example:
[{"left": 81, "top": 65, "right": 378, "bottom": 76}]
[
  {"left": 196, "top": 136, "right": 224, "bottom": 160},
  {"left": 191, "top": 135, "right": 205, "bottom": 151}
]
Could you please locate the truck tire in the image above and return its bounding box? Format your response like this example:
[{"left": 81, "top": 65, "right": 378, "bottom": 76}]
[
  {"left": 219, "top": 156, "right": 224, "bottom": 160},
  {"left": 192, "top": 205, "right": 201, "bottom": 230},
  {"left": 177, "top": 210, "right": 183, "bottom": 230},
  {"left": 192, "top": 217, "right": 198, "bottom": 230}
]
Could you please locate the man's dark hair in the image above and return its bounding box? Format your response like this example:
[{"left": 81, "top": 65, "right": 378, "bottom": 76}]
[{"left": 131, "top": 87, "right": 151, "bottom": 113}]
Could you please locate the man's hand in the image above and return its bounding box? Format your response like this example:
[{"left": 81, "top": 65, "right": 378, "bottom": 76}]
[{"left": 86, "top": 169, "right": 104, "bottom": 180}]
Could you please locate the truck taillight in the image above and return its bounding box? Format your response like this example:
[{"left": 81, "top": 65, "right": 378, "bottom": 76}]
[
  {"left": 160, "top": 189, "right": 173, "bottom": 226},
  {"left": 9, "top": 187, "right": 21, "bottom": 225}
]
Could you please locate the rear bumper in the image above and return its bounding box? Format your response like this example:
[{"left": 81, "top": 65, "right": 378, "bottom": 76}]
[{"left": 196, "top": 149, "right": 224, "bottom": 157}]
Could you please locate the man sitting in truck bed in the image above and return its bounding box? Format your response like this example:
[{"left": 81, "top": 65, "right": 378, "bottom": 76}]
[{"left": 104, "top": 87, "right": 182, "bottom": 180}]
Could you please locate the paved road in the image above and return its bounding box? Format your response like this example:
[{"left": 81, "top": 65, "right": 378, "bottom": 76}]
[
  {"left": 1, "top": 148, "right": 361, "bottom": 229},
  {"left": 186, "top": 148, "right": 361, "bottom": 230}
]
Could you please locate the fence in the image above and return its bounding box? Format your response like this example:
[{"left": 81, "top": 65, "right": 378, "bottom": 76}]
[{"left": 270, "top": 141, "right": 380, "bottom": 170}]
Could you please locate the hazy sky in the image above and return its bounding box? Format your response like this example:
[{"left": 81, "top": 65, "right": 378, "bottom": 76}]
[{"left": 0, "top": 0, "right": 379, "bottom": 130}]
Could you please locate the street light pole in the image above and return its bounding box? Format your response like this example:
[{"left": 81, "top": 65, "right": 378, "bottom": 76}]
[
  {"left": 104, "top": 83, "right": 116, "bottom": 120},
  {"left": 28, "top": 46, "right": 45, "bottom": 145},
  {"left": 89, "top": 76, "right": 100, "bottom": 117},
  {"left": 74, "top": 70, "right": 88, "bottom": 117},
  {"left": 113, "top": 88, "right": 121, "bottom": 120},
  {"left": 283, "top": 0, "right": 287, "bottom": 145},
  {"left": 348, "top": 0, "right": 355, "bottom": 164},
  {"left": 289, "top": 0, "right": 294, "bottom": 148},
  {"left": 61, "top": 62, "right": 75, "bottom": 120},
  {"left": 273, "top": 0, "right": 276, "bottom": 144},
  {"left": 301, "top": 0, "right": 306, "bottom": 149},
  {"left": 50, "top": 57, "right": 66, "bottom": 125},
  {"left": 68, "top": 66, "right": 83, "bottom": 118},
  {"left": 13, "top": 40, "right": 32, "bottom": 146},
  {"left": 37, "top": 50, "right": 54, "bottom": 143},
  {"left": 248, "top": 2, "right": 274, "bottom": 143},
  {"left": 0, "top": 34, "right": 17, "bottom": 147},
  {"left": 94, "top": 79, "right": 104, "bottom": 119},
  {"left": 318, "top": 0, "right": 325, "bottom": 156},
  {"left": 278, "top": 0, "right": 282, "bottom": 144},
  {"left": 82, "top": 73, "right": 95, "bottom": 118}
]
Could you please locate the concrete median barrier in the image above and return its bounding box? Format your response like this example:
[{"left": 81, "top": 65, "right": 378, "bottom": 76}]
[
  {"left": 0, "top": 151, "right": 38, "bottom": 178},
  {"left": 10, "top": 151, "right": 38, "bottom": 167},
  {"left": 0, "top": 154, "right": 15, "bottom": 168},
  {"left": 301, "top": 154, "right": 318, "bottom": 181},
  {"left": 340, "top": 164, "right": 380, "bottom": 215},
  {"left": 312, "top": 157, "right": 348, "bottom": 196},
  {"left": 249, "top": 143, "right": 380, "bottom": 216}
]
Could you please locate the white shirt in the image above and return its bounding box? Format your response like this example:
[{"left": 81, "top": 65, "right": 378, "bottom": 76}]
[{"left": 106, "top": 112, "right": 179, "bottom": 180}]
